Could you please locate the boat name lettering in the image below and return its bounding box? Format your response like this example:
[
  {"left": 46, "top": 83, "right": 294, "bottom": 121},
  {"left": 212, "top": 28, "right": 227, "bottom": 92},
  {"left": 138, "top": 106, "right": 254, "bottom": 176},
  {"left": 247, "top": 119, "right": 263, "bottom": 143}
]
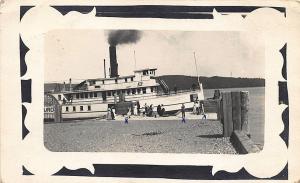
[{"left": 44, "top": 107, "right": 55, "bottom": 113}]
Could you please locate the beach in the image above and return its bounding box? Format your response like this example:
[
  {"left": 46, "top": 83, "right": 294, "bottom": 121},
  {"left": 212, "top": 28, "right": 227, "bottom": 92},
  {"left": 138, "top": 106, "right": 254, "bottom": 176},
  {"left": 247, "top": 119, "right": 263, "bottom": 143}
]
[{"left": 44, "top": 115, "right": 236, "bottom": 154}]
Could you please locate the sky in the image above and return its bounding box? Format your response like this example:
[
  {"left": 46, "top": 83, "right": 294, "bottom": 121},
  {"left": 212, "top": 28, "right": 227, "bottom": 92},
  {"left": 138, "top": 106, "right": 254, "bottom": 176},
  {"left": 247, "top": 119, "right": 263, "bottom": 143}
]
[{"left": 45, "top": 30, "right": 265, "bottom": 83}]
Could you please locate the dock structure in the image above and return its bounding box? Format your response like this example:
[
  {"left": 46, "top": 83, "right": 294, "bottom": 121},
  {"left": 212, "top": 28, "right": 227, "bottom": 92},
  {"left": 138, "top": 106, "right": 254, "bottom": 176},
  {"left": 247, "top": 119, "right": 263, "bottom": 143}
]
[
  {"left": 206, "top": 90, "right": 259, "bottom": 154},
  {"left": 204, "top": 90, "right": 250, "bottom": 138}
]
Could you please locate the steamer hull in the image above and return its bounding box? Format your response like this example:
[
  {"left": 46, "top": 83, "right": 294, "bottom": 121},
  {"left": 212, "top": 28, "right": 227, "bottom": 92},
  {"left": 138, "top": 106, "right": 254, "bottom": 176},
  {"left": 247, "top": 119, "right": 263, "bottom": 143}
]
[{"left": 44, "top": 68, "right": 205, "bottom": 121}]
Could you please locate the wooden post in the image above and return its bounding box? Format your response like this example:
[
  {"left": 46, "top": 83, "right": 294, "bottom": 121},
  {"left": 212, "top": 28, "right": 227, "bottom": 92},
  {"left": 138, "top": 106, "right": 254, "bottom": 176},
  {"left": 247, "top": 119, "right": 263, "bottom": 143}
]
[
  {"left": 220, "top": 99, "right": 223, "bottom": 124},
  {"left": 241, "top": 91, "right": 250, "bottom": 135},
  {"left": 222, "top": 92, "right": 233, "bottom": 137},
  {"left": 231, "top": 91, "right": 242, "bottom": 130},
  {"left": 216, "top": 99, "right": 221, "bottom": 121},
  {"left": 53, "top": 104, "right": 62, "bottom": 122}
]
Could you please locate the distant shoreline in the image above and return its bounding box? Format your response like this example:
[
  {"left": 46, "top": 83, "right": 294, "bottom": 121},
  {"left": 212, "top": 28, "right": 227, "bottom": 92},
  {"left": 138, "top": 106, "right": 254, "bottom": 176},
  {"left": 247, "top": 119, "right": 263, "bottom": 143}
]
[
  {"left": 203, "top": 86, "right": 265, "bottom": 90},
  {"left": 158, "top": 75, "right": 265, "bottom": 90}
]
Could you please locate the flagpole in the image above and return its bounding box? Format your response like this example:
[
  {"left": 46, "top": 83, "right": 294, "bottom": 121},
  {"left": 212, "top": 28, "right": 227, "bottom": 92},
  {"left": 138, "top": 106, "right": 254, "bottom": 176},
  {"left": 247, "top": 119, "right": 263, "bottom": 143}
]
[
  {"left": 134, "top": 50, "right": 137, "bottom": 70},
  {"left": 193, "top": 52, "right": 201, "bottom": 90}
]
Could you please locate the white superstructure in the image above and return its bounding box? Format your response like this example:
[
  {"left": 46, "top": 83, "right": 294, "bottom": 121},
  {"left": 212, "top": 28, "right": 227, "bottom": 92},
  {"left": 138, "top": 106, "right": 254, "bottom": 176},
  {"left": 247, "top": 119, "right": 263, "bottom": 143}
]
[{"left": 46, "top": 68, "right": 204, "bottom": 120}]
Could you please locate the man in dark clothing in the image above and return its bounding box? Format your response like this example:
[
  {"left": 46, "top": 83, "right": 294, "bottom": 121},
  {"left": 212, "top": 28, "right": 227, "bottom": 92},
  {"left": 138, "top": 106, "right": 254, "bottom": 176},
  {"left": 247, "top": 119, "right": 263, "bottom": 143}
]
[
  {"left": 157, "top": 105, "right": 162, "bottom": 116},
  {"left": 181, "top": 104, "right": 186, "bottom": 123},
  {"left": 161, "top": 107, "right": 165, "bottom": 116},
  {"left": 111, "top": 108, "right": 115, "bottom": 120},
  {"left": 137, "top": 101, "right": 140, "bottom": 115}
]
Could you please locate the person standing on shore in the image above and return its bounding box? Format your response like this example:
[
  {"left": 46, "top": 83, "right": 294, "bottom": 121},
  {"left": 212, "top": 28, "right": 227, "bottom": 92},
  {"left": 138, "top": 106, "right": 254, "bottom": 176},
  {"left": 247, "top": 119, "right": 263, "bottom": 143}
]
[
  {"left": 161, "top": 104, "right": 165, "bottom": 116},
  {"left": 107, "top": 108, "right": 112, "bottom": 120},
  {"left": 144, "top": 103, "right": 148, "bottom": 116},
  {"left": 200, "top": 102, "right": 207, "bottom": 122},
  {"left": 181, "top": 103, "right": 186, "bottom": 123},
  {"left": 193, "top": 102, "right": 197, "bottom": 114},
  {"left": 137, "top": 101, "right": 140, "bottom": 115},
  {"left": 133, "top": 103, "right": 137, "bottom": 115},
  {"left": 111, "top": 108, "right": 115, "bottom": 120},
  {"left": 125, "top": 107, "right": 130, "bottom": 124},
  {"left": 157, "top": 104, "right": 161, "bottom": 116}
]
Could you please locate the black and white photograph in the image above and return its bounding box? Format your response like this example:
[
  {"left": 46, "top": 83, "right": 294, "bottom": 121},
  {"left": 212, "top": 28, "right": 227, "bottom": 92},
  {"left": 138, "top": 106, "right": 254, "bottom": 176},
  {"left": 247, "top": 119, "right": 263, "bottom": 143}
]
[
  {"left": 2, "top": 1, "right": 300, "bottom": 182},
  {"left": 44, "top": 30, "right": 265, "bottom": 154}
]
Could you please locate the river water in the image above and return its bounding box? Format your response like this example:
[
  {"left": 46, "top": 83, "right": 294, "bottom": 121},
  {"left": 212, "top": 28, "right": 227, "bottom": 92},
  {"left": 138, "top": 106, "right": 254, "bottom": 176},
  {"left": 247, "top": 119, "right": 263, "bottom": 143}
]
[{"left": 203, "top": 87, "right": 265, "bottom": 147}]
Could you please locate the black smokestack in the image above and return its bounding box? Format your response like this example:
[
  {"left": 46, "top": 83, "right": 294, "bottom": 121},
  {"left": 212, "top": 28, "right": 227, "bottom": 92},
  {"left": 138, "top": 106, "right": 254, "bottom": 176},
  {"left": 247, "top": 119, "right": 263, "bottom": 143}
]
[
  {"left": 108, "top": 30, "right": 142, "bottom": 46},
  {"left": 109, "top": 46, "right": 118, "bottom": 78},
  {"left": 107, "top": 30, "right": 142, "bottom": 78}
]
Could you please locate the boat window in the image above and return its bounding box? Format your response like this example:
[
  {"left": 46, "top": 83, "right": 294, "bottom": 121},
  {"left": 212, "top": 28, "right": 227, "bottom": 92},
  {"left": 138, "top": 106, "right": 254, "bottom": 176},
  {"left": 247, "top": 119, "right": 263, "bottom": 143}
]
[
  {"left": 125, "top": 78, "right": 127, "bottom": 82},
  {"left": 58, "top": 95, "right": 61, "bottom": 100},
  {"left": 107, "top": 91, "right": 111, "bottom": 96},
  {"left": 102, "top": 80, "right": 105, "bottom": 84},
  {"left": 142, "top": 88, "right": 147, "bottom": 94},
  {"left": 143, "top": 71, "right": 147, "bottom": 75},
  {"left": 151, "top": 87, "right": 154, "bottom": 92},
  {"left": 132, "top": 88, "right": 136, "bottom": 95},
  {"left": 127, "top": 89, "right": 131, "bottom": 95},
  {"left": 94, "top": 92, "right": 97, "bottom": 97},
  {"left": 80, "top": 93, "right": 84, "bottom": 98},
  {"left": 89, "top": 92, "right": 93, "bottom": 98},
  {"left": 102, "top": 92, "right": 107, "bottom": 101},
  {"left": 122, "top": 90, "right": 126, "bottom": 94},
  {"left": 112, "top": 91, "right": 116, "bottom": 96},
  {"left": 80, "top": 106, "right": 83, "bottom": 111},
  {"left": 115, "top": 79, "right": 118, "bottom": 83},
  {"left": 95, "top": 85, "right": 100, "bottom": 88},
  {"left": 137, "top": 88, "right": 141, "bottom": 94},
  {"left": 88, "top": 105, "right": 91, "bottom": 111},
  {"left": 131, "top": 77, "right": 134, "bottom": 81},
  {"left": 190, "top": 94, "right": 198, "bottom": 102},
  {"left": 66, "top": 106, "right": 69, "bottom": 112},
  {"left": 117, "top": 90, "right": 120, "bottom": 95},
  {"left": 84, "top": 93, "right": 88, "bottom": 98},
  {"left": 76, "top": 93, "right": 79, "bottom": 99},
  {"left": 73, "top": 106, "right": 76, "bottom": 111}
]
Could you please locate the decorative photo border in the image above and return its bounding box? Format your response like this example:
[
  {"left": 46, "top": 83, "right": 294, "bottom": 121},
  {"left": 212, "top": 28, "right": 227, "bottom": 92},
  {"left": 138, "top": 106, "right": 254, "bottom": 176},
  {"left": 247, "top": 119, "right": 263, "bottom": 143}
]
[{"left": 17, "top": 3, "right": 289, "bottom": 181}]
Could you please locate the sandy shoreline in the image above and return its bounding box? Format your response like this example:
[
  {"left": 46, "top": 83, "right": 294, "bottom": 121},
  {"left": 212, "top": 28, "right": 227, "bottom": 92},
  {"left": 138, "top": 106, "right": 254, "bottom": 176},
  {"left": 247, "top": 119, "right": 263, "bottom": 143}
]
[{"left": 44, "top": 116, "right": 236, "bottom": 154}]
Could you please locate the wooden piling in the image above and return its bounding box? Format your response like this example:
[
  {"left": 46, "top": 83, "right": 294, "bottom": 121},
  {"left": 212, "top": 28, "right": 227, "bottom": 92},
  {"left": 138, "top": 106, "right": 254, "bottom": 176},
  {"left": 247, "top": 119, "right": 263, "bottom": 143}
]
[
  {"left": 217, "top": 99, "right": 221, "bottom": 121},
  {"left": 241, "top": 91, "right": 250, "bottom": 135},
  {"left": 231, "top": 91, "right": 242, "bottom": 130},
  {"left": 54, "top": 104, "right": 62, "bottom": 122},
  {"left": 222, "top": 92, "right": 233, "bottom": 137},
  {"left": 220, "top": 98, "right": 223, "bottom": 124}
]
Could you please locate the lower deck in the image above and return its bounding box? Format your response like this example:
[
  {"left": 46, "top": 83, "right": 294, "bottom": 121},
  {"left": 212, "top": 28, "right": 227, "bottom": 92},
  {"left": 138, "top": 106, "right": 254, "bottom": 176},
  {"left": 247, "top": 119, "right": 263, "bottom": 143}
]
[{"left": 59, "top": 90, "right": 203, "bottom": 119}]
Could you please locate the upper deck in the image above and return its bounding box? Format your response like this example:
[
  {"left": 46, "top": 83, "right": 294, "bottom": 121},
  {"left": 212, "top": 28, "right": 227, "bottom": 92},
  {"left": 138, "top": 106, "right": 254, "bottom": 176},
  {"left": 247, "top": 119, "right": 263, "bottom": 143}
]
[{"left": 74, "top": 68, "right": 159, "bottom": 92}]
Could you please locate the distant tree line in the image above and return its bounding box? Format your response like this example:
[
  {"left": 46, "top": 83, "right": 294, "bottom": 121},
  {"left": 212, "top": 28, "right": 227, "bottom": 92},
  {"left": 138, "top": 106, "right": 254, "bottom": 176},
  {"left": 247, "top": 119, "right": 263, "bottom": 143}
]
[{"left": 158, "top": 75, "right": 265, "bottom": 90}]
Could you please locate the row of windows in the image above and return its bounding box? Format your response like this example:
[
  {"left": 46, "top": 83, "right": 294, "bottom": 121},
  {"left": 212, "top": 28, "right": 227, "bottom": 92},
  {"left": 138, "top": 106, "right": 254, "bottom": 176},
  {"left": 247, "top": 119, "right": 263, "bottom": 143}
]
[
  {"left": 68, "top": 87, "right": 157, "bottom": 100},
  {"left": 65, "top": 105, "right": 91, "bottom": 112},
  {"left": 89, "top": 77, "right": 134, "bottom": 86},
  {"left": 143, "top": 70, "right": 155, "bottom": 76},
  {"left": 116, "top": 77, "right": 134, "bottom": 83}
]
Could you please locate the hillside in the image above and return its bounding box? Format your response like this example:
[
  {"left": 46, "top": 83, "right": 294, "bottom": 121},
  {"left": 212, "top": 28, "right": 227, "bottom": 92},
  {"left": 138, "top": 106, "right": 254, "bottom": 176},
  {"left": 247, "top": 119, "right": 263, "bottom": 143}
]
[{"left": 158, "top": 75, "right": 265, "bottom": 90}]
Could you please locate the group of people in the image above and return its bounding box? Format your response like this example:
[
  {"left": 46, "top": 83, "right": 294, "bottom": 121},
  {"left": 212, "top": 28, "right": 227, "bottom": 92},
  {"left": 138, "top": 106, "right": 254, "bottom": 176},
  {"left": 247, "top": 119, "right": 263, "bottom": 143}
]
[
  {"left": 107, "top": 100, "right": 207, "bottom": 124},
  {"left": 143, "top": 103, "right": 166, "bottom": 117},
  {"left": 180, "top": 101, "right": 206, "bottom": 123},
  {"left": 106, "top": 108, "right": 115, "bottom": 120},
  {"left": 156, "top": 104, "right": 166, "bottom": 116},
  {"left": 192, "top": 101, "right": 206, "bottom": 120}
]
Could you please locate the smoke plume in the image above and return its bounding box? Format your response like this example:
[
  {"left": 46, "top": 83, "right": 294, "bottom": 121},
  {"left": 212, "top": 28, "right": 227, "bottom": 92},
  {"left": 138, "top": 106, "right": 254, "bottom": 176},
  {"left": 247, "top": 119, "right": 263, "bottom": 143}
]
[{"left": 108, "top": 30, "right": 142, "bottom": 46}]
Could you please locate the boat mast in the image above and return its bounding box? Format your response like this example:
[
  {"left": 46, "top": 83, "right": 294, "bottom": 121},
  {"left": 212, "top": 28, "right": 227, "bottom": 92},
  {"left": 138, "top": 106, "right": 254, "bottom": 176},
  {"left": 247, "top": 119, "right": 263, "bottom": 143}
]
[
  {"left": 134, "top": 50, "right": 137, "bottom": 70},
  {"left": 193, "top": 52, "right": 201, "bottom": 90}
]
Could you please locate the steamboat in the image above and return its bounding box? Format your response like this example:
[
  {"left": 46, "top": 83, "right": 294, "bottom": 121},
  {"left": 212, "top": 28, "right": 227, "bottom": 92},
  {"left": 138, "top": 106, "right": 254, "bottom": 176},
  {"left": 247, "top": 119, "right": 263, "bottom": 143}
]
[{"left": 44, "top": 45, "right": 204, "bottom": 120}]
